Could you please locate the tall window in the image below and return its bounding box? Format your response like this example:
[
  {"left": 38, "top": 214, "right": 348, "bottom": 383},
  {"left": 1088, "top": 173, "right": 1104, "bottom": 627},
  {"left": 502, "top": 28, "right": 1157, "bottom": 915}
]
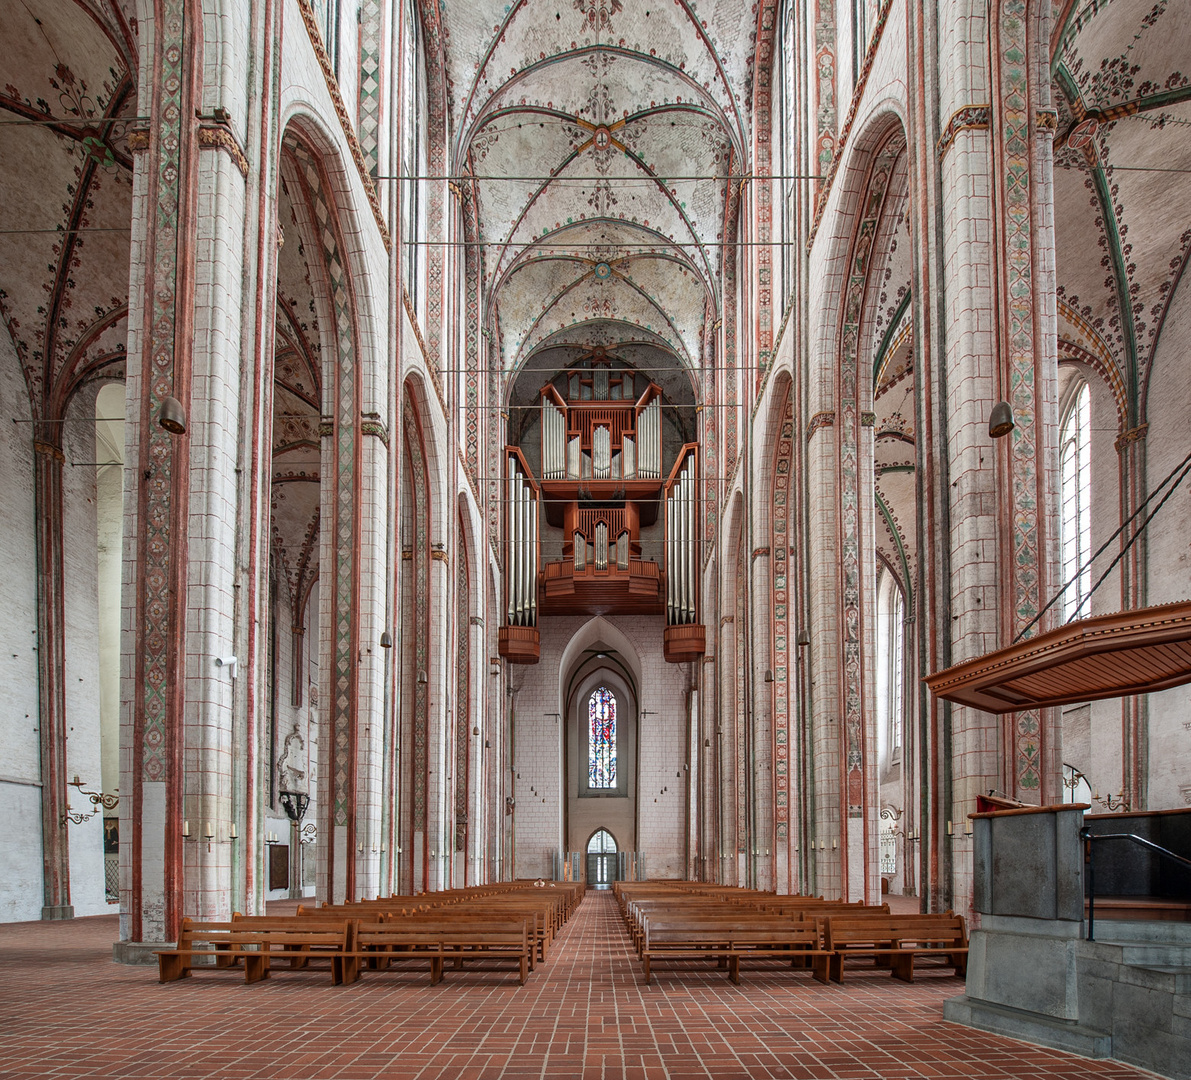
[
  {"left": 400, "top": 0, "right": 427, "bottom": 305},
  {"left": 876, "top": 569, "right": 905, "bottom": 762},
  {"left": 1060, "top": 382, "right": 1092, "bottom": 620},
  {"left": 588, "top": 687, "right": 617, "bottom": 788},
  {"left": 777, "top": 1, "right": 796, "bottom": 306}
]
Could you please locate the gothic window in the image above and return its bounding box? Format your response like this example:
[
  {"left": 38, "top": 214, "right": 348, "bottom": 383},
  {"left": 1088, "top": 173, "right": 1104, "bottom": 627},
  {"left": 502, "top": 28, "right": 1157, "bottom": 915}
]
[
  {"left": 313, "top": 0, "right": 341, "bottom": 77},
  {"left": 777, "top": 0, "right": 796, "bottom": 307},
  {"left": 876, "top": 567, "right": 905, "bottom": 764},
  {"left": 1060, "top": 381, "right": 1092, "bottom": 620},
  {"left": 400, "top": 0, "right": 428, "bottom": 309},
  {"left": 588, "top": 687, "right": 617, "bottom": 788}
]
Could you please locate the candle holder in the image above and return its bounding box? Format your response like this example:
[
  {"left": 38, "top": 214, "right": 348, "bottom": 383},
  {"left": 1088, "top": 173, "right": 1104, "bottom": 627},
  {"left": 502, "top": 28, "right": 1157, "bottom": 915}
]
[{"left": 1094, "top": 789, "right": 1131, "bottom": 812}]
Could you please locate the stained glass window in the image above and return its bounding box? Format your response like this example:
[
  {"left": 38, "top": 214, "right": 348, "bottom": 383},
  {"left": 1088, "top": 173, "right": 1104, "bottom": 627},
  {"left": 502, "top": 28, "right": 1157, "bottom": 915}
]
[{"left": 588, "top": 687, "right": 616, "bottom": 788}]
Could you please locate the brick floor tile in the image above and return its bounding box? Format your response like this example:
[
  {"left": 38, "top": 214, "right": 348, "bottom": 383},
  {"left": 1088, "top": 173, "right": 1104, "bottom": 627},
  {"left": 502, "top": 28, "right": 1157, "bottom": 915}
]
[{"left": 0, "top": 895, "right": 1163, "bottom": 1080}]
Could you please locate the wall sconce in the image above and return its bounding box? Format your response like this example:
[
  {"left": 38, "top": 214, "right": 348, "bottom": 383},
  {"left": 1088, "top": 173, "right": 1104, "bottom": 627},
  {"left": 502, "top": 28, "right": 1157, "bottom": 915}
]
[
  {"left": 157, "top": 395, "right": 187, "bottom": 434},
  {"left": 965, "top": 820, "right": 973, "bottom": 837},
  {"left": 229, "top": 823, "right": 238, "bottom": 841},
  {"left": 988, "top": 400, "right": 1015, "bottom": 438},
  {"left": 203, "top": 821, "right": 215, "bottom": 841},
  {"left": 473, "top": 725, "right": 481, "bottom": 736},
  {"left": 796, "top": 630, "right": 810, "bottom": 648},
  {"left": 265, "top": 831, "right": 280, "bottom": 845},
  {"left": 214, "top": 655, "right": 236, "bottom": 677},
  {"left": 417, "top": 670, "right": 428, "bottom": 684},
  {"left": 764, "top": 669, "right": 774, "bottom": 682},
  {"left": 68, "top": 775, "right": 119, "bottom": 812},
  {"left": 1094, "top": 789, "right": 1131, "bottom": 812},
  {"left": 379, "top": 630, "right": 393, "bottom": 649},
  {"left": 946, "top": 820, "right": 954, "bottom": 836}
]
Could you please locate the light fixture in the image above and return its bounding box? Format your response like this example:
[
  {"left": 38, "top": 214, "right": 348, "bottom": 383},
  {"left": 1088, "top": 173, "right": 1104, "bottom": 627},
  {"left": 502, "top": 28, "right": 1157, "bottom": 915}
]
[
  {"left": 473, "top": 725, "right": 481, "bottom": 736},
  {"left": 764, "top": 669, "right": 774, "bottom": 682},
  {"left": 379, "top": 630, "right": 393, "bottom": 649},
  {"left": 796, "top": 630, "right": 810, "bottom": 648},
  {"left": 988, "top": 400, "right": 1015, "bottom": 438},
  {"left": 157, "top": 395, "right": 187, "bottom": 434},
  {"left": 417, "top": 670, "right": 428, "bottom": 684}
]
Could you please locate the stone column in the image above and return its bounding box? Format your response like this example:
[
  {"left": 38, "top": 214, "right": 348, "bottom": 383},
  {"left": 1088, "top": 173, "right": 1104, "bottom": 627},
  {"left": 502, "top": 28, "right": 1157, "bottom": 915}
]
[
  {"left": 182, "top": 121, "right": 249, "bottom": 921},
  {"left": 33, "top": 437, "right": 72, "bottom": 919},
  {"left": 118, "top": 0, "right": 200, "bottom": 953}
]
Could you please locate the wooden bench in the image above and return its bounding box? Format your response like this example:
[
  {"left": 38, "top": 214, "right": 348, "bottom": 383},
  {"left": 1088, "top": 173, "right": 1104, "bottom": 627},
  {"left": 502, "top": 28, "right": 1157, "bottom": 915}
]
[
  {"left": 821, "top": 913, "right": 968, "bottom": 984},
  {"left": 156, "top": 918, "right": 349, "bottom": 983},
  {"left": 640, "top": 917, "right": 827, "bottom": 985},
  {"left": 226, "top": 914, "right": 354, "bottom": 969},
  {"left": 311, "top": 900, "right": 551, "bottom": 967},
  {"left": 334, "top": 919, "right": 531, "bottom": 986}
]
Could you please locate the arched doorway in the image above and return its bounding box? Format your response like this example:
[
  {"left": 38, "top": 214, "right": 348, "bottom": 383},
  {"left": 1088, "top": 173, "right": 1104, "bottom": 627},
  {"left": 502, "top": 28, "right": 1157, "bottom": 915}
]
[{"left": 587, "top": 829, "right": 618, "bottom": 889}]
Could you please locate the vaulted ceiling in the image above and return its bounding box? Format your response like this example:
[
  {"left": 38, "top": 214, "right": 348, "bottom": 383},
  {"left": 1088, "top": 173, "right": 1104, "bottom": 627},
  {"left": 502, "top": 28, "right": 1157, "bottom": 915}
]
[
  {"left": 442, "top": 0, "right": 752, "bottom": 388},
  {"left": 1051, "top": 0, "right": 1191, "bottom": 423},
  {"left": 0, "top": 0, "right": 137, "bottom": 422}
]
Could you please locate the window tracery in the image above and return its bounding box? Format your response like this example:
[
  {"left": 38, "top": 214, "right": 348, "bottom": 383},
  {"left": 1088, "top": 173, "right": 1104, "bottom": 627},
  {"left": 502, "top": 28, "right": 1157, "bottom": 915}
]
[{"left": 1060, "top": 382, "right": 1092, "bottom": 621}]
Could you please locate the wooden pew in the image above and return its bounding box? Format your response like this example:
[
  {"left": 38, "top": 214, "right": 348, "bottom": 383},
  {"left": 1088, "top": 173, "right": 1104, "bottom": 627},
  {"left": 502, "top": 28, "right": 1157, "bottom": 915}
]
[
  {"left": 156, "top": 918, "right": 349, "bottom": 983},
  {"left": 334, "top": 919, "right": 532, "bottom": 986},
  {"left": 640, "top": 916, "right": 827, "bottom": 985},
  {"left": 820, "top": 913, "right": 968, "bottom": 983}
]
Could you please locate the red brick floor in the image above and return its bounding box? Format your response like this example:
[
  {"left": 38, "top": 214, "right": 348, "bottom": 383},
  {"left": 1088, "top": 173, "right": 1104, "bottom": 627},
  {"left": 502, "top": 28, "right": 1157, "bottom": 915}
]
[{"left": 0, "top": 892, "right": 1160, "bottom": 1080}]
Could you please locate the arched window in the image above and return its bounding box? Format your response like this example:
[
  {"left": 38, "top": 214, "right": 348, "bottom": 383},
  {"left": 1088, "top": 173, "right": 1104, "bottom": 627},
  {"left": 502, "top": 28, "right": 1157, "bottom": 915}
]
[
  {"left": 400, "top": 0, "right": 428, "bottom": 308},
  {"left": 776, "top": 1, "right": 797, "bottom": 305},
  {"left": 876, "top": 568, "right": 905, "bottom": 763},
  {"left": 588, "top": 687, "right": 617, "bottom": 788},
  {"left": 1060, "top": 381, "right": 1092, "bottom": 620}
]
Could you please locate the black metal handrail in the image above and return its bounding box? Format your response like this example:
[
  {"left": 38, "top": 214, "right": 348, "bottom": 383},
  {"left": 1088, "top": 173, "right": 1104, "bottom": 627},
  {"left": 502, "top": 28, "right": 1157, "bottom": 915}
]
[{"left": 1079, "top": 827, "right": 1191, "bottom": 941}]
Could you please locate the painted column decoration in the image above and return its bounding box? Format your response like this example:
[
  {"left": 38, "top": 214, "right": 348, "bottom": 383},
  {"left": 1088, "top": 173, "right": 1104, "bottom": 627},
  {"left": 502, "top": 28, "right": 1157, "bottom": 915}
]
[
  {"left": 995, "top": 0, "right": 1057, "bottom": 799},
  {"left": 770, "top": 391, "right": 794, "bottom": 885},
  {"left": 124, "top": 0, "right": 196, "bottom": 944}
]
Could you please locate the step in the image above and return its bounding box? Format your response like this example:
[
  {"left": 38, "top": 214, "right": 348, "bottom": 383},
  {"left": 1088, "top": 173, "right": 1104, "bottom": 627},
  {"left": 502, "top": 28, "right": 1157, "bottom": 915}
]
[
  {"left": 1087, "top": 918, "right": 1191, "bottom": 945},
  {"left": 943, "top": 995, "right": 1112, "bottom": 1059}
]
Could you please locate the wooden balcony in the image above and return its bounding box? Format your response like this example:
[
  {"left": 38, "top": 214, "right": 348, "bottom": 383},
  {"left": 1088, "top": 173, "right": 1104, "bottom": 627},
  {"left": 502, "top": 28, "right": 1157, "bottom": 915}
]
[
  {"left": 663, "top": 623, "right": 706, "bottom": 663},
  {"left": 498, "top": 624, "right": 540, "bottom": 663},
  {"left": 538, "top": 559, "right": 663, "bottom": 616}
]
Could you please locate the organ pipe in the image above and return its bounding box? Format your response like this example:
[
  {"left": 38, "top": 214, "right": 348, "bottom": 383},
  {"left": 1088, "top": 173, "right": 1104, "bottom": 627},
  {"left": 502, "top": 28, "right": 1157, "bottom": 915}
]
[
  {"left": 567, "top": 434, "right": 581, "bottom": 479},
  {"left": 531, "top": 486, "right": 538, "bottom": 622},
  {"left": 542, "top": 399, "right": 566, "bottom": 479},
  {"left": 594, "top": 426, "right": 610, "bottom": 479},
  {"left": 663, "top": 450, "right": 698, "bottom": 626},
  {"left": 506, "top": 455, "right": 540, "bottom": 628}
]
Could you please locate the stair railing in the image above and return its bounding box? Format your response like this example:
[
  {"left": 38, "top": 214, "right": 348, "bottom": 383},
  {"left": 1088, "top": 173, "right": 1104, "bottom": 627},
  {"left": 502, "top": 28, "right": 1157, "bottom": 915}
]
[{"left": 1079, "top": 826, "right": 1191, "bottom": 940}]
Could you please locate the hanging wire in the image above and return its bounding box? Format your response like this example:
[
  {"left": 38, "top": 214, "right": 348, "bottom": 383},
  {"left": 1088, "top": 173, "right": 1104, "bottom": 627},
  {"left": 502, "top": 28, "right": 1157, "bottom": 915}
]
[{"left": 1014, "top": 446, "right": 1191, "bottom": 643}]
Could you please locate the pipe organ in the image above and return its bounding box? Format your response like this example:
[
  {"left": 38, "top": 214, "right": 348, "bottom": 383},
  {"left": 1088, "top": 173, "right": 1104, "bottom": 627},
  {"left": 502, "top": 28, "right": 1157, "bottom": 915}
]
[
  {"left": 500, "top": 355, "right": 704, "bottom": 663},
  {"left": 498, "top": 449, "right": 541, "bottom": 663},
  {"left": 540, "top": 383, "right": 661, "bottom": 484},
  {"left": 662, "top": 445, "right": 705, "bottom": 662}
]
